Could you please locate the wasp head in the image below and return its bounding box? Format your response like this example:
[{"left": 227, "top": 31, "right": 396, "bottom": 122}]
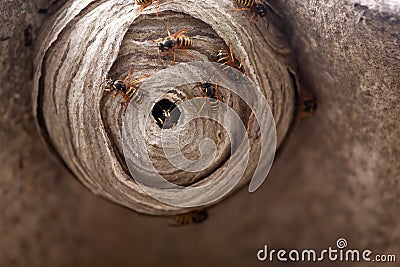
[
  {"left": 201, "top": 83, "right": 216, "bottom": 97},
  {"left": 158, "top": 42, "right": 165, "bottom": 52},
  {"left": 104, "top": 79, "right": 115, "bottom": 92},
  {"left": 158, "top": 38, "right": 175, "bottom": 52},
  {"left": 200, "top": 82, "right": 211, "bottom": 89},
  {"left": 253, "top": 3, "right": 269, "bottom": 17},
  {"left": 192, "top": 210, "right": 208, "bottom": 224}
]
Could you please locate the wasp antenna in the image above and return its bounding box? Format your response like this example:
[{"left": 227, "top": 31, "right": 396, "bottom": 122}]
[
  {"left": 154, "top": 102, "right": 164, "bottom": 110},
  {"left": 165, "top": 24, "right": 171, "bottom": 36},
  {"left": 99, "top": 79, "right": 106, "bottom": 89},
  {"left": 99, "top": 79, "right": 109, "bottom": 91},
  {"left": 167, "top": 99, "right": 180, "bottom": 112},
  {"left": 206, "top": 72, "right": 213, "bottom": 82},
  {"left": 206, "top": 68, "right": 219, "bottom": 83},
  {"left": 152, "top": 38, "right": 162, "bottom": 43},
  {"left": 191, "top": 84, "right": 199, "bottom": 90}
]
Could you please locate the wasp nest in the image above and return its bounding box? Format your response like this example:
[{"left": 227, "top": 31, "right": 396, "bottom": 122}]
[{"left": 32, "top": 0, "right": 295, "bottom": 215}]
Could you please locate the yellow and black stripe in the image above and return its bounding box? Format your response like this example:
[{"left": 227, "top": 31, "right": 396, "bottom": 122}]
[
  {"left": 175, "top": 36, "right": 193, "bottom": 49},
  {"left": 216, "top": 48, "right": 245, "bottom": 74},
  {"left": 171, "top": 209, "right": 208, "bottom": 226},
  {"left": 237, "top": 0, "right": 255, "bottom": 8},
  {"left": 135, "top": 0, "right": 151, "bottom": 5},
  {"left": 125, "top": 86, "right": 142, "bottom": 103},
  {"left": 217, "top": 49, "right": 231, "bottom": 70},
  {"left": 208, "top": 98, "right": 219, "bottom": 112}
]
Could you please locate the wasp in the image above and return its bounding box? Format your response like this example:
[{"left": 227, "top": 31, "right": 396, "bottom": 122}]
[
  {"left": 231, "top": 0, "right": 270, "bottom": 26},
  {"left": 217, "top": 45, "right": 245, "bottom": 73},
  {"left": 171, "top": 209, "right": 208, "bottom": 226},
  {"left": 24, "top": 24, "right": 32, "bottom": 47},
  {"left": 153, "top": 27, "right": 194, "bottom": 64},
  {"left": 193, "top": 75, "right": 224, "bottom": 113},
  {"left": 303, "top": 97, "right": 317, "bottom": 114},
  {"left": 298, "top": 94, "right": 317, "bottom": 119},
  {"left": 152, "top": 99, "right": 180, "bottom": 129},
  {"left": 294, "top": 84, "right": 317, "bottom": 119},
  {"left": 216, "top": 44, "right": 246, "bottom": 82},
  {"left": 135, "top": 0, "right": 159, "bottom": 16},
  {"left": 103, "top": 68, "right": 149, "bottom": 110}
]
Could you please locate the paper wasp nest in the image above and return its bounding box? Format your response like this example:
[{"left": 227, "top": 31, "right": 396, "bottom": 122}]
[{"left": 32, "top": 0, "right": 295, "bottom": 215}]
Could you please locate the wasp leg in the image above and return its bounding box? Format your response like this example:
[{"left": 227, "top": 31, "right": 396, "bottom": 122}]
[
  {"left": 238, "top": 58, "right": 247, "bottom": 75},
  {"left": 230, "top": 7, "right": 259, "bottom": 24},
  {"left": 176, "top": 48, "right": 194, "bottom": 56},
  {"left": 229, "top": 7, "right": 251, "bottom": 13},
  {"left": 227, "top": 43, "right": 236, "bottom": 64},
  {"left": 114, "top": 90, "right": 129, "bottom": 101},
  {"left": 123, "top": 67, "right": 134, "bottom": 84},
  {"left": 173, "top": 49, "right": 194, "bottom": 64},
  {"left": 250, "top": 12, "right": 257, "bottom": 23},
  {"left": 157, "top": 117, "right": 164, "bottom": 126},
  {"left": 196, "top": 99, "right": 207, "bottom": 115},
  {"left": 126, "top": 74, "right": 150, "bottom": 87},
  {"left": 170, "top": 28, "right": 192, "bottom": 38},
  {"left": 155, "top": 0, "right": 159, "bottom": 16},
  {"left": 120, "top": 94, "right": 131, "bottom": 111},
  {"left": 137, "top": 1, "right": 153, "bottom": 14},
  {"left": 121, "top": 101, "right": 129, "bottom": 112},
  {"left": 163, "top": 48, "right": 193, "bottom": 65}
]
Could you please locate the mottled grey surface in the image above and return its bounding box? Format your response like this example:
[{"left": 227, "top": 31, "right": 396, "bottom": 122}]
[
  {"left": 0, "top": 0, "right": 399, "bottom": 267},
  {"left": 32, "top": 0, "right": 294, "bottom": 215}
]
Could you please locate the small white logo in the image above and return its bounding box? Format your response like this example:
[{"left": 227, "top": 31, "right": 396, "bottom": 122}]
[{"left": 336, "top": 238, "right": 348, "bottom": 249}]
